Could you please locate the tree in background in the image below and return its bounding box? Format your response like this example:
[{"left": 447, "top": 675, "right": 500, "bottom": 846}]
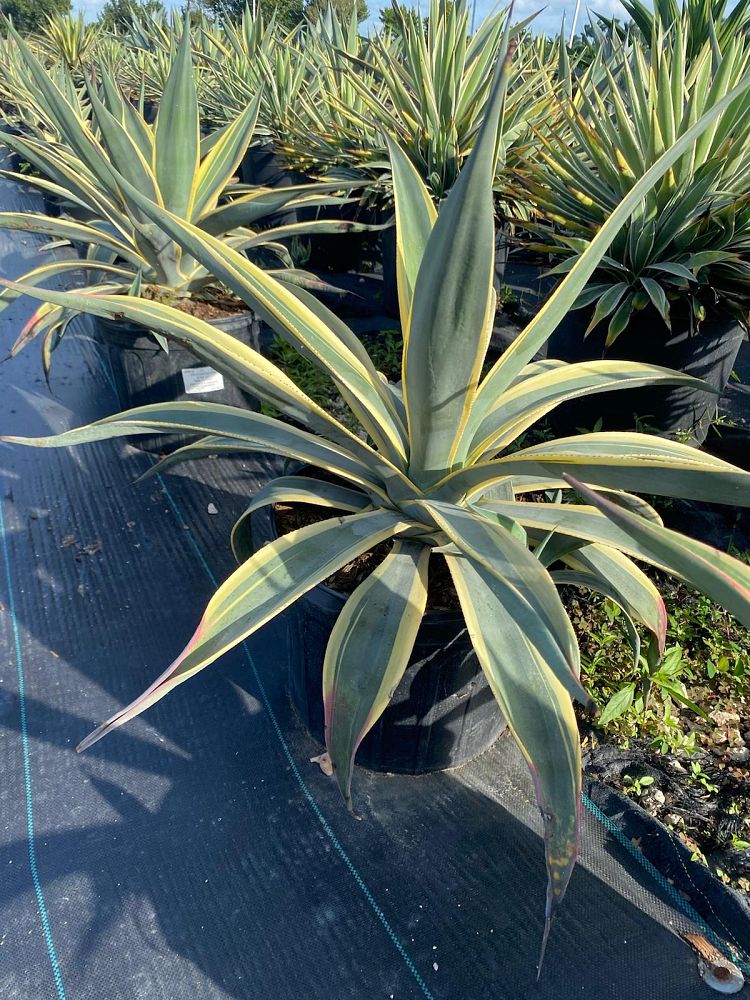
[
  {"left": 0, "top": 0, "right": 71, "bottom": 33},
  {"left": 305, "top": 0, "right": 368, "bottom": 23},
  {"left": 195, "top": 0, "right": 305, "bottom": 30},
  {"left": 378, "top": 4, "right": 425, "bottom": 33},
  {"left": 98, "top": 0, "right": 166, "bottom": 32}
]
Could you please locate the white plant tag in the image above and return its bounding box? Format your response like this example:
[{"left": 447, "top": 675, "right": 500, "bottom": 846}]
[{"left": 182, "top": 367, "right": 224, "bottom": 394}]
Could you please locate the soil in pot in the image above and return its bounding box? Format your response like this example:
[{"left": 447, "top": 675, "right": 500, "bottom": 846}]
[
  {"left": 547, "top": 302, "right": 747, "bottom": 444},
  {"left": 249, "top": 497, "right": 506, "bottom": 776},
  {"left": 98, "top": 296, "right": 260, "bottom": 454}
]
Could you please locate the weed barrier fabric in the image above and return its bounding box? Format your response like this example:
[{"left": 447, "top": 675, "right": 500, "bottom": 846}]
[{"left": 1, "top": 160, "right": 749, "bottom": 1000}]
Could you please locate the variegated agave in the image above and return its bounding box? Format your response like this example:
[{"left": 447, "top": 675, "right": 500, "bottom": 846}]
[
  {"left": 5, "top": 39, "right": 750, "bottom": 966},
  {"left": 34, "top": 12, "right": 103, "bottom": 74},
  {"left": 525, "top": 21, "right": 750, "bottom": 342},
  {"left": 0, "top": 19, "right": 364, "bottom": 364}
]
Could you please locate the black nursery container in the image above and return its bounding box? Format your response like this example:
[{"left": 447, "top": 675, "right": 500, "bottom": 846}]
[
  {"left": 250, "top": 503, "right": 506, "bottom": 775},
  {"left": 547, "top": 304, "right": 747, "bottom": 443},
  {"left": 240, "top": 142, "right": 310, "bottom": 229},
  {"left": 98, "top": 310, "right": 260, "bottom": 454}
]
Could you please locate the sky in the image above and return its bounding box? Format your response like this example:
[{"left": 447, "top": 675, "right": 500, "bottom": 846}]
[{"left": 73, "top": 0, "right": 629, "bottom": 37}]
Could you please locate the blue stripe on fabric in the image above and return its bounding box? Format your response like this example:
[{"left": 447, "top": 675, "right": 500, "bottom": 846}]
[{"left": 0, "top": 498, "right": 68, "bottom": 1000}]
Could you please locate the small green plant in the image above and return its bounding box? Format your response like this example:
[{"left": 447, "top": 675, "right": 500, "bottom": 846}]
[
  {"left": 623, "top": 773, "right": 655, "bottom": 797},
  {"left": 688, "top": 761, "right": 719, "bottom": 794},
  {"left": 497, "top": 284, "right": 517, "bottom": 309}
]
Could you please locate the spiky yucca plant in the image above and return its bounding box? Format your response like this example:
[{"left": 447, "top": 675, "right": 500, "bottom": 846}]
[
  {"left": 5, "top": 36, "right": 750, "bottom": 967},
  {"left": 0, "top": 26, "right": 90, "bottom": 137},
  {"left": 623, "top": 0, "right": 750, "bottom": 62}
]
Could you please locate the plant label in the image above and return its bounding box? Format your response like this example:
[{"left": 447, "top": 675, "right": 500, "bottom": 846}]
[{"left": 182, "top": 367, "right": 225, "bottom": 394}]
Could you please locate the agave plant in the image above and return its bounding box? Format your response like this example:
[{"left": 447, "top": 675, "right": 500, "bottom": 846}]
[
  {"left": 525, "top": 22, "right": 750, "bottom": 343},
  {"left": 35, "top": 13, "right": 103, "bottom": 74},
  {"left": 280, "top": 0, "right": 556, "bottom": 224},
  {"left": 197, "top": 5, "right": 282, "bottom": 133},
  {"left": 5, "top": 37, "right": 750, "bottom": 966},
  {"left": 0, "top": 26, "right": 91, "bottom": 137},
  {"left": 0, "top": 20, "right": 369, "bottom": 361},
  {"left": 269, "top": 5, "right": 386, "bottom": 179}
]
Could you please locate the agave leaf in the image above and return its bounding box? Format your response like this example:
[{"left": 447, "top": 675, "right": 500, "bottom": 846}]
[
  {"left": 550, "top": 569, "right": 642, "bottom": 666},
  {"left": 562, "top": 544, "right": 667, "bottom": 653},
  {"left": 154, "top": 17, "right": 200, "bottom": 219},
  {"left": 639, "top": 276, "right": 671, "bottom": 327},
  {"left": 324, "top": 540, "right": 430, "bottom": 810},
  {"left": 0, "top": 275, "right": 411, "bottom": 489},
  {"left": 87, "top": 85, "right": 162, "bottom": 211},
  {"left": 417, "top": 500, "right": 590, "bottom": 702},
  {"left": 465, "top": 361, "right": 706, "bottom": 461},
  {"left": 201, "top": 182, "right": 358, "bottom": 233},
  {"left": 77, "top": 510, "right": 413, "bottom": 752},
  {"left": 437, "top": 433, "right": 750, "bottom": 507},
  {"left": 0, "top": 259, "right": 132, "bottom": 335},
  {"left": 446, "top": 551, "right": 583, "bottom": 972},
  {"left": 564, "top": 476, "right": 750, "bottom": 630},
  {"left": 385, "top": 134, "right": 437, "bottom": 327},
  {"left": 2, "top": 401, "right": 391, "bottom": 497},
  {"left": 0, "top": 214, "right": 140, "bottom": 266},
  {"left": 403, "top": 25, "right": 512, "bottom": 487},
  {"left": 192, "top": 95, "right": 261, "bottom": 219}
]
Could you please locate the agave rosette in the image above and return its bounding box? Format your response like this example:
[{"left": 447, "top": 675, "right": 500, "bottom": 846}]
[
  {"left": 526, "top": 21, "right": 750, "bottom": 342},
  {"left": 6, "top": 36, "right": 750, "bottom": 964},
  {"left": 35, "top": 12, "right": 103, "bottom": 74}
]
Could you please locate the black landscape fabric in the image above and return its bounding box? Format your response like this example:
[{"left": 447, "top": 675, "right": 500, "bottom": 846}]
[{"left": 1, "top": 153, "right": 748, "bottom": 1000}]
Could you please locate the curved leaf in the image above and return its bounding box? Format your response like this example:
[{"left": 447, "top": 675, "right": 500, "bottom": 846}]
[
  {"left": 324, "top": 540, "right": 429, "bottom": 810},
  {"left": 230, "top": 476, "right": 373, "bottom": 563},
  {"left": 416, "top": 499, "right": 589, "bottom": 703},
  {"left": 3, "top": 402, "right": 390, "bottom": 497},
  {"left": 564, "top": 476, "right": 750, "bottom": 630},
  {"left": 445, "top": 551, "right": 583, "bottom": 971},
  {"left": 77, "top": 509, "right": 412, "bottom": 752},
  {"left": 438, "top": 433, "right": 750, "bottom": 507},
  {"left": 464, "top": 361, "right": 705, "bottom": 461},
  {"left": 562, "top": 544, "right": 667, "bottom": 653}
]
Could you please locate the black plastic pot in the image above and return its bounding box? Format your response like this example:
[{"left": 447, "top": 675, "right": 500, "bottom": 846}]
[
  {"left": 250, "top": 503, "right": 506, "bottom": 775},
  {"left": 98, "top": 309, "right": 260, "bottom": 454},
  {"left": 381, "top": 225, "right": 399, "bottom": 317},
  {"left": 239, "top": 143, "right": 309, "bottom": 229},
  {"left": 547, "top": 304, "right": 747, "bottom": 443},
  {"left": 494, "top": 222, "right": 510, "bottom": 292}
]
